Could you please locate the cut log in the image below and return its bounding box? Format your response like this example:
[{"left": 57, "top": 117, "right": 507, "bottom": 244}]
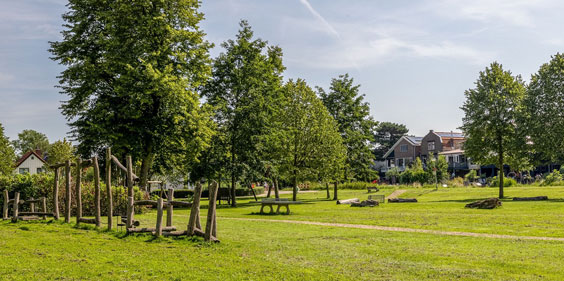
[
  {"left": 336, "top": 198, "right": 360, "bottom": 205},
  {"left": 350, "top": 200, "right": 379, "bottom": 207},
  {"left": 465, "top": 198, "right": 502, "bottom": 209},
  {"left": 25, "top": 198, "right": 42, "bottom": 204},
  {"left": 155, "top": 198, "right": 164, "bottom": 237},
  {"left": 388, "top": 198, "right": 418, "bottom": 203},
  {"left": 11, "top": 192, "right": 19, "bottom": 222},
  {"left": 512, "top": 196, "right": 548, "bottom": 201},
  {"left": 126, "top": 196, "right": 134, "bottom": 228},
  {"left": 127, "top": 226, "right": 177, "bottom": 233},
  {"left": 188, "top": 183, "right": 202, "bottom": 236},
  {"left": 93, "top": 156, "right": 101, "bottom": 227}
]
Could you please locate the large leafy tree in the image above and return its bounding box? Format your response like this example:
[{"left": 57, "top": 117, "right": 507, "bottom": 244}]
[
  {"left": 204, "top": 20, "right": 284, "bottom": 206},
  {"left": 373, "top": 122, "right": 409, "bottom": 160},
  {"left": 49, "top": 0, "right": 214, "bottom": 188},
  {"left": 460, "top": 62, "right": 526, "bottom": 198},
  {"left": 46, "top": 139, "right": 76, "bottom": 167},
  {"left": 0, "top": 123, "right": 16, "bottom": 176},
  {"left": 267, "top": 79, "right": 345, "bottom": 201},
  {"left": 523, "top": 53, "right": 564, "bottom": 165},
  {"left": 318, "top": 74, "right": 377, "bottom": 181},
  {"left": 12, "top": 129, "right": 50, "bottom": 156}
]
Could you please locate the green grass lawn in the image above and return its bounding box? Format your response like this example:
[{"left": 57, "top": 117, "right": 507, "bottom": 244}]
[{"left": 3, "top": 186, "right": 564, "bottom": 280}]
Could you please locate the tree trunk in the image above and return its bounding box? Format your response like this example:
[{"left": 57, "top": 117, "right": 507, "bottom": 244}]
[
  {"left": 231, "top": 172, "right": 237, "bottom": 207},
  {"left": 333, "top": 182, "right": 338, "bottom": 201},
  {"left": 139, "top": 151, "right": 154, "bottom": 192},
  {"left": 274, "top": 178, "right": 280, "bottom": 199},
  {"left": 326, "top": 182, "right": 330, "bottom": 199},
  {"left": 498, "top": 135, "right": 504, "bottom": 199},
  {"left": 266, "top": 181, "right": 272, "bottom": 198},
  {"left": 292, "top": 171, "right": 298, "bottom": 202}
]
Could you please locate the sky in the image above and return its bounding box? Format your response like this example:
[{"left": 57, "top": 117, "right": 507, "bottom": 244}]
[{"left": 1, "top": 0, "right": 564, "bottom": 142}]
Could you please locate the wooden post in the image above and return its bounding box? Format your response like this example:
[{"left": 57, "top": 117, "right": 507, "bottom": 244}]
[
  {"left": 93, "top": 156, "right": 101, "bottom": 227},
  {"left": 188, "top": 183, "right": 203, "bottom": 235},
  {"left": 42, "top": 197, "right": 47, "bottom": 220},
  {"left": 126, "top": 155, "right": 133, "bottom": 197},
  {"left": 65, "top": 160, "right": 71, "bottom": 223},
  {"left": 205, "top": 181, "right": 219, "bottom": 242},
  {"left": 166, "top": 188, "right": 173, "bottom": 227},
  {"left": 106, "top": 148, "right": 113, "bottom": 230},
  {"left": 53, "top": 168, "right": 60, "bottom": 220},
  {"left": 75, "top": 158, "right": 82, "bottom": 224},
  {"left": 126, "top": 196, "right": 134, "bottom": 229},
  {"left": 2, "top": 189, "right": 8, "bottom": 220},
  {"left": 12, "top": 192, "right": 19, "bottom": 222},
  {"left": 155, "top": 197, "right": 164, "bottom": 237},
  {"left": 30, "top": 197, "right": 35, "bottom": 214}
]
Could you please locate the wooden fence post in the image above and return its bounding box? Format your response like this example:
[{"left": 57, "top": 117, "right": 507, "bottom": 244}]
[
  {"left": 30, "top": 197, "right": 35, "bottom": 213},
  {"left": 93, "top": 156, "right": 101, "bottom": 227},
  {"left": 166, "top": 188, "right": 173, "bottom": 227},
  {"left": 106, "top": 147, "right": 113, "bottom": 230},
  {"left": 2, "top": 189, "right": 8, "bottom": 220},
  {"left": 42, "top": 197, "right": 47, "bottom": 220},
  {"left": 126, "top": 196, "right": 134, "bottom": 229},
  {"left": 65, "top": 160, "right": 71, "bottom": 223},
  {"left": 53, "top": 168, "right": 59, "bottom": 220},
  {"left": 188, "top": 183, "right": 202, "bottom": 235},
  {"left": 155, "top": 197, "right": 164, "bottom": 237},
  {"left": 75, "top": 158, "right": 82, "bottom": 224},
  {"left": 205, "top": 181, "right": 218, "bottom": 242},
  {"left": 11, "top": 192, "right": 19, "bottom": 222},
  {"left": 126, "top": 156, "right": 133, "bottom": 197}
]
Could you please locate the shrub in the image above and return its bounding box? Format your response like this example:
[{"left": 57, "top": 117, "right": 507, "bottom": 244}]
[
  {"left": 447, "top": 177, "right": 465, "bottom": 187},
  {"left": 464, "top": 170, "right": 477, "bottom": 183},
  {"left": 490, "top": 176, "right": 517, "bottom": 187},
  {"left": 541, "top": 170, "right": 563, "bottom": 186}
]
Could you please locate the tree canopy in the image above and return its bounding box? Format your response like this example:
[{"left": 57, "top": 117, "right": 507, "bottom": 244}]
[
  {"left": 267, "top": 79, "right": 345, "bottom": 201},
  {"left": 203, "top": 20, "right": 284, "bottom": 206},
  {"left": 49, "top": 0, "right": 214, "bottom": 188},
  {"left": 318, "top": 74, "right": 377, "bottom": 182},
  {"left": 373, "top": 122, "right": 409, "bottom": 160},
  {"left": 0, "top": 123, "right": 16, "bottom": 176},
  {"left": 460, "top": 62, "right": 527, "bottom": 198},
  {"left": 46, "top": 139, "right": 75, "bottom": 167},
  {"left": 12, "top": 129, "right": 50, "bottom": 156}
]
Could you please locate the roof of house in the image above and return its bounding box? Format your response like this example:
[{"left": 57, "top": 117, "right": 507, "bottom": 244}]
[
  {"left": 434, "top": 131, "right": 465, "bottom": 139},
  {"left": 383, "top": 135, "right": 423, "bottom": 159},
  {"left": 438, "top": 148, "right": 465, "bottom": 155},
  {"left": 15, "top": 150, "right": 46, "bottom": 167}
]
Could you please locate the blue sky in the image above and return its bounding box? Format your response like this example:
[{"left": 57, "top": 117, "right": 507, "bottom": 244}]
[{"left": 1, "top": 0, "right": 564, "bottom": 142}]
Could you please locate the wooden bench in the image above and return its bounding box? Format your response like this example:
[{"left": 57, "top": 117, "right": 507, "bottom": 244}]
[
  {"left": 260, "top": 199, "right": 302, "bottom": 215},
  {"left": 367, "top": 187, "right": 379, "bottom": 193}
]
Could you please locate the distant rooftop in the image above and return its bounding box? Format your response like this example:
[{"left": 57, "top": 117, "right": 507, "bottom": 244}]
[
  {"left": 434, "top": 131, "right": 464, "bottom": 138},
  {"left": 406, "top": 136, "right": 423, "bottom": 144}
]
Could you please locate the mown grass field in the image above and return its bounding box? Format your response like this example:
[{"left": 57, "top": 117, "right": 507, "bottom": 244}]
[{"left": 2, "top": 186, "right": 564, "bottom": 280}]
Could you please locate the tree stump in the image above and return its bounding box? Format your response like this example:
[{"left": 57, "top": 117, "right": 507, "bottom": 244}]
[
  {"left": 512, "top": 196, "right": 548, "bottom": 201},
  {"left": 465, "top": 198, "right": 502, "bottom": 209},
  {"left": 388, "top": 198, "right": 417, "bottom": 203},
  {"left": 350, "top": 200, "right": 379, "bottom": 207}
]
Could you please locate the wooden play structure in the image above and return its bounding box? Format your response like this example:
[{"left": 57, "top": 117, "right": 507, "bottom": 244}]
[{"left": 3, "top": 147, "right": 220, "bottom": 242}]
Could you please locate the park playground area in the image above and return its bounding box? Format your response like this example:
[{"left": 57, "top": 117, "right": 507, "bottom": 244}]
[{"left": 3, "top": 186, "right": 564, "bottom": 280}]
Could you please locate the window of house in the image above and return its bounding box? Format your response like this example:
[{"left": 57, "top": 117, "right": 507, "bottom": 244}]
[
  {"left": 460, "top": 155, "right": 466, "bottom": 163},
  {"left": 427, "top": 141, "right": 435, "bottom": 151},
  {"left": 37, "top": 168, "right": 44, "bottom": 173},
  {"left": 397, "top": 158, "right": 404, "bottom": 167},
  {"left": 400, "top": 144, "right": 408, "bottom": 152},
  {"left": 19, "top": 168, "right": 29, "bottom": 174}
]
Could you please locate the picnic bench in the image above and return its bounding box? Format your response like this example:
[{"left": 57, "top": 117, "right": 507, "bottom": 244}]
[
  {"left": 367, "top": 186, "right": 379, "bottom": 193},
  {"left": 260, "top": 198, "right": 302, "bottom": 215}
]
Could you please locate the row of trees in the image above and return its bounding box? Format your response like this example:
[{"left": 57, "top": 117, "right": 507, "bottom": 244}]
[
  {"left": 46, "top": 2, "right": 411, "bottom": 204},
  {"left": 461, "top": 54, "right": 564, "bottom": 198}
]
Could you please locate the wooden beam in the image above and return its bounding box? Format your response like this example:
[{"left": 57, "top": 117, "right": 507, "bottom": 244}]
[
  {"left": 126, "top": 155, "right": 134, "bottom": 197},
  {"left": 106, "top": 148, "right": 113, "bottom": 230},
  {"left": 166, "top": 189, "right": 173, "bottom": 227},
  {"left": 78, "top": 217, "right": 97, "bottom": 224},
  {"left": 93, "top": 156, "right": 101, "bottom": 227},
  {"left": 18, "top": 212, "right": 53, "bottom": 216},
  {"left": 155, "top": 198, "right": 164, "bottom": 237},
  {"left": 205, "top": 181, "right": 219, "bottom": 242},
  {"left": 75, "top": 158, "right": 82, "bottom": 224},
  {"left": 188, "top": 183, "right": 202, "bottom": 236},
  {"left": 2, "top": 189, "right": 8, "bottom": 220},
  {"left": 126, "top": 196, "right": 134, "bottom": 229},
  {"left": 112, "top": 155, "right": 139, "bottom": 181},
  {"left": 53, "top": 168, "right": 59, "bottom": 220},
  {"left": 64, "top": 160, "right": 71, "bottom": 223},
  {"left": 11, "top": 192, "right": 19, "bottom": 222},
  {"left": 127, "top": 226, "right": 177, "bottom": 233},
  {"left": 42, "top": 197, "right": 47, "bottom": 220}
]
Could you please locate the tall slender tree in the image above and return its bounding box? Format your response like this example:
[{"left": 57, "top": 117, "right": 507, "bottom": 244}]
[
  {"left": 49, "top": 0, "right": 214, "bottom": 188},
  {"left": 460, "top": 62, "right": 526, "bottom": 198},
  {"left": 318, "top": 74, "right": 377, "bottom": 182},
  {"left": 0, "top": 123, "right": 16, "bottom": 176},
  {"left": 204, "top": 20, "right": 284, "bottom": 206}
]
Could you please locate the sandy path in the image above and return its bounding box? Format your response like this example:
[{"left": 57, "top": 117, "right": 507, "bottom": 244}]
[
  {"left": 385, "top": 189, "right": 406, "bottom": 200},
  {"left": 223, "top": 217, "right": 564, "bottom": 242}
]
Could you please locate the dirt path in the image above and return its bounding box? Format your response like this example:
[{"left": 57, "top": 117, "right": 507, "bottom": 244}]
[
  {"left": 224, "top": 217, "right": 564, "bottom": 242},
  {"left": 385, "top": 189, "right": 406, "bottom": 200}
]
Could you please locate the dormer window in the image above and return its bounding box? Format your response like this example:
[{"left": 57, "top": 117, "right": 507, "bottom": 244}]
[{"left": 428, "top": 141, "right": 435, "bottom": 151}]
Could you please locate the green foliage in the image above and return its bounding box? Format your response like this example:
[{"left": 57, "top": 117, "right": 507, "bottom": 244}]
[
  {"left": 266, "top": 79, "right": 346, "bottom": 200},
  {"left": 461, "top": 62, "right": 527, "bottom": 196},
  {"left": 11, "top": 129, "right": 50, "bottom": 156},
  {"left": 490, "top": 176, "right": 517, "bottom": 187},
  {"left": 46, "top": 139, "right": 75, "bottom": 167},
  {"left": 464, "top": 170, "right": 478, "bottom": 182},
  {"left": 203, "top": 20, "right": 284, "bottom": 204},
  {"left": 399, "top": 158, "right": 428, "bottom": 185},
  {"left": 447, "top": 177, "right": 465, "bottom": 187},
  {"left": 0, "top": 123, "right": 16, "bottom": 176},
  {"left": 523, "top": 53, "right": 564, "bottom": 164},
  {"left": 49, "top": 0, "right": 214, "bottom": 187},
  {"left": 80, "top": 183, "right": 146, "bottom": 217},
  {"left": 541, "top": 170, "right": 563, "bottom": 186},
  {"left": 373, "top": 122, "right": 409, "bottom": 160},
  {"left": 426, "top": 154, "right": 449, "bottom": 183},
  {"left": 319, "top": 74, "right": 378, "bottom": 181},
  {"left": 385, "top": 167, "right": 400, "bottom": 181}
]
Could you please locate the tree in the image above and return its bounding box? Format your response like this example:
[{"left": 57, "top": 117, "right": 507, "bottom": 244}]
[
  {"left": 11, "top": 129, "right": 50, "bottom": 156},
  {"left": 460, "top": 62, "right": 526, "bottom": 198},
  {"left": 0, "top": 123, "right": 16, "bottom": 176},
  {"left": 267, "top": 79, "right": 345, "bottom": 201},
  {"left": 204, "top": 20, "right": 284, "bottom": 206},
  {"left": 46, "top": 139, "right": 75, "bottom": 167},
  {"left": 373, "top": 122, "right": 409, "bottom": 160},
  {"left": 523, "top": 53, "right": 564, "bottom": 165},
  {"left": 426, "top": 153, "right": 448, "bottom": 183},
  {"left": 318, "top": 74, "right": 378, "bottom": 182},
  {"left": 49, "top": 0, "right": 214, "bottom": 188}
]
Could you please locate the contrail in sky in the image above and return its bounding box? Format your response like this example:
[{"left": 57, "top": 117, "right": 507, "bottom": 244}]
[{"left": 298, "top": 0, "right": 340, "bottom": 38}]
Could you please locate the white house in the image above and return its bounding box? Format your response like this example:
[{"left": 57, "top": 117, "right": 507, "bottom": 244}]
[{"left": 14, "top": 150, "right": 47, "bottom": 175}]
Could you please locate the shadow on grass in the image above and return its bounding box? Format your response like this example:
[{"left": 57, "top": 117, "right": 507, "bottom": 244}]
[{"left": 429, "top": 197, "right": 564, "bottom": 203}]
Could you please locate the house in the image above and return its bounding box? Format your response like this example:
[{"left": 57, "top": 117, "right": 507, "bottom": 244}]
[
  {"left": 382, "top": 136, "right": 423, "bottom": 172},
  {"left": 420, "top": 130, "right": 478, "bottom": 176},
  {"left": 14, "top": 150, "right": 47, "bottom": 175}
]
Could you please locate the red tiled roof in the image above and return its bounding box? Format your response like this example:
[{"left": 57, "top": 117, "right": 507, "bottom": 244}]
[{"left": 15, "top": 150, "right": 46, "bottom": 167}]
